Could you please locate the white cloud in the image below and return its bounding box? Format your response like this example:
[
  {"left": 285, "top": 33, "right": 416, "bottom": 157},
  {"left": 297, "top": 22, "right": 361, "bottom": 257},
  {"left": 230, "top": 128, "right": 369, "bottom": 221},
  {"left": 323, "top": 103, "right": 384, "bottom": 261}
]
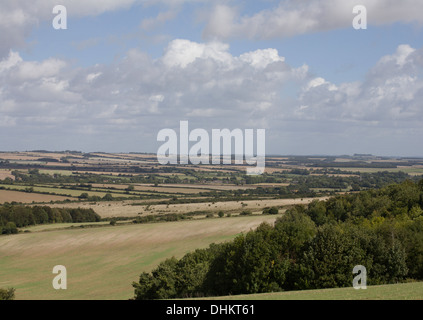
[
  {"left": 0, "top": 39, "right": 298, "bottom": 148},
  {"left": 1, "top": 40, "right": 423, "bottom": 155},
  {"left": 0, "top": 51, "right": 23, "bottom": 72},
  {"left": 86, "top": 72, "right": 102, "bottom": 83},
  {"left": 203, "top": 1, "right": 423, "bottom": 40},
  {"left": 14, "top": 59, "right": 67, "bottom": 81},
  {"left": 298, "top": 44, "right": 423, "bottom": 123},
  {"left": 239, "top": 49, "right": 285, "bottom": 69},
  {"left": 378, "top": 44, "right": 416, "bottom": 68},
  {"left": 163, "top": 39, "right": 232, "bottom": 68}
]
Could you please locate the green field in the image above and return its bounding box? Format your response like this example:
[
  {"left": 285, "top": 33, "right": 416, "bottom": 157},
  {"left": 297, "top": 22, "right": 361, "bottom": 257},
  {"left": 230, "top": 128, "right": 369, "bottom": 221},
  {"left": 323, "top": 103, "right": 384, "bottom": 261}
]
[
  {"left": 38, "top": 169, "right": 75, "bottom": 176},
  {"left": 0, "top": 215, "right": 277, "bottom": 300},
  {"left": 207, "top": 282, "right": 423, "bottom": 300}
]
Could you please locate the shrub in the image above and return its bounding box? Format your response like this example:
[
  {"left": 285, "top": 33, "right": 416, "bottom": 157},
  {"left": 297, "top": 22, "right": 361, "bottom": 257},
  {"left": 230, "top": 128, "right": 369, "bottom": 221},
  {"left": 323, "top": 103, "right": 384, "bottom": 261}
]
[
  {"left": 2, "top": 222, "right": 18, "bottom": 235},
  {"left": 0, "top": 288, "right": 15, "bottom": 300},
  {"left": 263, "top": 207, "right": 279, "bottom": 215},
  {"left": 240, "top": 210, "right": 252, "bottom": 216}
]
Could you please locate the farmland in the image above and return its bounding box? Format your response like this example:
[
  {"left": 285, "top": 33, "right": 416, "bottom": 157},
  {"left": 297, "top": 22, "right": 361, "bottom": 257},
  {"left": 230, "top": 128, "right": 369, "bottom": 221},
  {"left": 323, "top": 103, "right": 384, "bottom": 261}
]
[
  {"left": 44, "top": 197, "right": 327, "bottom": 219},
  {"left": 0, "top": 215, "right": 277, "bottom": 300},
  {"left": 0, "top": 189, "right": 72, "bottom": 203},
  {"left": 1, "top": 151, "right": 423, "bottom": 300}
]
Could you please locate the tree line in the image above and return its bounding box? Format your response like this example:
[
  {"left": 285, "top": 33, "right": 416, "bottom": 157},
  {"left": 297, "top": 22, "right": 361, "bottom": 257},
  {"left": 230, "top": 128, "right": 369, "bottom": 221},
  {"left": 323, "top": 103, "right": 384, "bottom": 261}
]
[
  {"left": 133, "top": 179, "right": 423, "bottom": 299},
  {"left": 0, "top": 205, "right": 101, "bottom": 234}
]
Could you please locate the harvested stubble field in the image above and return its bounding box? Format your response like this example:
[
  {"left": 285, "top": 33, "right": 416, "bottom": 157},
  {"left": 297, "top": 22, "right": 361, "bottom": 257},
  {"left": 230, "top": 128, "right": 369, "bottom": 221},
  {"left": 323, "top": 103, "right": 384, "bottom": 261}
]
[
  {"left": 0, "top": 215, "right": 277, "bottom": 300},
  {"left": 0, "top": 169, "right": 14, "bottom": 180},
  {"left": 45, "top": 197, "right": 328, "bottom": 218},
  {"left": 0, "top": 189, "right": 72, "bottom": 204}
]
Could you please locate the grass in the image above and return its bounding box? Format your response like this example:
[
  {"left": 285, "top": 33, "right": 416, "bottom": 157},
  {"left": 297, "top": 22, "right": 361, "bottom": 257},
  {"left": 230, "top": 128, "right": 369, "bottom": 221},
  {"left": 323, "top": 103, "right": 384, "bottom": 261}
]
[
  {"left": 19, "top": 221, "right": 111, "bottom": 232},
  {"left": 205, "top": 282, "right": 423, "bottom": 300},
  {"left": 0, "top": 215, "right": 277, "bottom": 300},
  {"left": 38, "top": 169, "right": 75, "bottom": 176}
]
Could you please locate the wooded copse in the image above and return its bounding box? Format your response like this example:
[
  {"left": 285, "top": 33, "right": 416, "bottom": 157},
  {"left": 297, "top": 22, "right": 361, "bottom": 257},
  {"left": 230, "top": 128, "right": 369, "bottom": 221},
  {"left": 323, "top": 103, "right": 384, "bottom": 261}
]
[{"left": 0, "top": 206, "right": 101, "bottom": 234}]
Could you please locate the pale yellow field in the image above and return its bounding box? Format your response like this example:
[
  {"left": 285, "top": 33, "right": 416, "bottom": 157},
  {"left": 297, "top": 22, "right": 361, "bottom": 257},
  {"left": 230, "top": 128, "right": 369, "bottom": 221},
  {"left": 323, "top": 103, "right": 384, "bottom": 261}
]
[
  {"left": 0, "top": 189, "right": 72, "bottom": 204},
  {"left": 45, "top": 197, "right": 327, "bottom": 218},
  {"left": 0, "top": 215, "right": 277, "bottom": 300},
  {"left": 0, "top": 152, "right": 82, "bottom": 161},
  {"left": 0, "top": 169, "right": 14, "bottom": 180}
]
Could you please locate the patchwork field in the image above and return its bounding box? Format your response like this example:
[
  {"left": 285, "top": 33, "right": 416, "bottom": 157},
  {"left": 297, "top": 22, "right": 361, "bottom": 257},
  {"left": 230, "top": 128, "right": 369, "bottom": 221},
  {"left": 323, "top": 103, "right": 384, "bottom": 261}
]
[
  {"left": 1, "top": 151, "right": 423, "bottom": 301},
  {"left": 0, "top": 215, "right": 277, "bottom": 300}
]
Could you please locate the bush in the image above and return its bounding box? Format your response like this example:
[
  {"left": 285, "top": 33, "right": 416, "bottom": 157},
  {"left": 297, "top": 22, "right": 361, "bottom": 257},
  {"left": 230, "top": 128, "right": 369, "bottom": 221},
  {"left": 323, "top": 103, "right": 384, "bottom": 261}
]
[
  {"left": 2, "top": 222, "right": 18, "bottom": 235},
  {"left": 0, "top": 288, "right": 15, "bottom": 300},
  {"left": 239, "top": 210, "right": 252, "bottom": 216},
  {"left": 262, "top": 207, "right": 279, "bottom": 215}
]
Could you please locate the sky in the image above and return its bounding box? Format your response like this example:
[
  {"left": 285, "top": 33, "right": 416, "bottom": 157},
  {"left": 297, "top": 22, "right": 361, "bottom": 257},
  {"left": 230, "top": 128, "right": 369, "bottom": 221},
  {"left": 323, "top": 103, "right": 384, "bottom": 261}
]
[{"left": 0, "top": 0, "right": 423, "bottom": 156}]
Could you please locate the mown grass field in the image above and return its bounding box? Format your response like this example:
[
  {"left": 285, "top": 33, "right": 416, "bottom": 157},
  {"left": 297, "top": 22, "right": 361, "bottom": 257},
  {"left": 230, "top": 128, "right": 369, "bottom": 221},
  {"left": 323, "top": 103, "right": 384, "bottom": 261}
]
[
  {"left": 0, "top": 215, "right": 277, "bottom": 300},
  {"left": 208, "top": 282, "right": 423, "bottom": 300}
]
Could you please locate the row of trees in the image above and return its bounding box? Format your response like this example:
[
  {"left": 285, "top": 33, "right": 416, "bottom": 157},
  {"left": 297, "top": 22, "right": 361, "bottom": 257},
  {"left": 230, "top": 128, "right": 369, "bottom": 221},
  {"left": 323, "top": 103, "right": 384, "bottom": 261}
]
[
  {"left": 0, "top": 205, "right": 101, "bottom": 234},
  {"left": 133, "top": 180, "right": 423, "bottom": 299}
]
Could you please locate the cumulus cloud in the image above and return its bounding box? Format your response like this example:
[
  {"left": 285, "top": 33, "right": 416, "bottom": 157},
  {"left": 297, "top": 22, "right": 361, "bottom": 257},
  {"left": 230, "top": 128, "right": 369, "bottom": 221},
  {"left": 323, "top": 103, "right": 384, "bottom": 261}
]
[
  {"left": 297, "top": 44, "right": 423, "bottom": 124},
  {"left": 1, "top": 38, "right": 422, "bottom": 154},
  {"left": 162, "top": 39, "right": 232, "bottom": 68},
  {"left": 203, "top": 0, "right": 423, "bottom": 40},
  {"left": 0, "top": 39, "right": 304, "bottom": 150}
]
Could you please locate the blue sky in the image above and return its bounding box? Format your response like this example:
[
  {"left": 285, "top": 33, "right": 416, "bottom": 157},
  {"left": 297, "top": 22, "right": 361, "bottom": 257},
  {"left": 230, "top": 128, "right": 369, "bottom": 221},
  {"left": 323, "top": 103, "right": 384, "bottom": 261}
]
[
  {"left": 1, "top": 0, "right": 423, "bottom": 156},
  {"left": 22, "top": 4, "right": 423, "bottom": 82}
]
